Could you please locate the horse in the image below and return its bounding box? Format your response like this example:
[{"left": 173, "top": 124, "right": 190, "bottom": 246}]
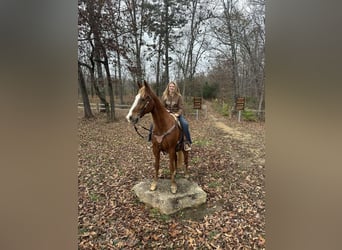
[{"left": 126, "top": 80, "right": 189, "bottom": 194}]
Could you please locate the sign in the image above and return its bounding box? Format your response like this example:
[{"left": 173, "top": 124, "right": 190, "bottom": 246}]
[
  {"left": 235, "top": 97, "right": 245, "bottom": 111},
  {"left": 193, "top": 97, "right": 202, "bottom": 109}
]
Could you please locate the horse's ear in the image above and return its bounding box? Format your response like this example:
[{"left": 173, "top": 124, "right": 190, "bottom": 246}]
[
  {"left": 143, "top": 80, "right": 150, "bottom": 90},
  {"left": 137, "top": 81, "right": 142, "bottom": 89}
]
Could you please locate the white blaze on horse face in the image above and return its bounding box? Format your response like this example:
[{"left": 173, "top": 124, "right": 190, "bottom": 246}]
[{"left": 126, "top": 93, "right": 141, "bottom": 123}]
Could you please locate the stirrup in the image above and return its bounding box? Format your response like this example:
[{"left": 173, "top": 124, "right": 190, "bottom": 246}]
[
  {"left": 147, "top": 134, "right": 152, "bottom": 142},
  {"left": 184, "top": 142, "right": 191, "bottom": 151}
]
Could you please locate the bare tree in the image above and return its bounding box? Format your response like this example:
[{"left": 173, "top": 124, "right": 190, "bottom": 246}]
[
  {"left": 214, "top": 0, "right": 244, "bottom": 100},
  {"left": 175, "top": 0, "right": 213, "bottom": 97},
  {"left": 209, "top": 0, "right": 265, "bottom": 112},
  {"left": 78, "top": 62, "right": 94, "bottom": 119},
  {"left": 105, "top": 0, "right": 125, "bottom": 104},
  {"left": 144, "top": 0, "right": 188, "bottom": 92},
  {"left": 79, "top": 0, "right": 118, "bottom": 121},
  {"left": 79, "top": 0, "right": 111, "bottom": 118},
  {"left": 121, "top": 0, "right": 146, "bottom": 82}
]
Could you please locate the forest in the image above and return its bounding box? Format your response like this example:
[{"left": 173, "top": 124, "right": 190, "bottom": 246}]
[{"left": 78, "top": 0, "right": 265, "bottom": 122}]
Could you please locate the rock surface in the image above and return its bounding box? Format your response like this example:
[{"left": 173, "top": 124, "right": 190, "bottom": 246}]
[{"left": 132, "top": 178, "right": 207, "bottom": 215}]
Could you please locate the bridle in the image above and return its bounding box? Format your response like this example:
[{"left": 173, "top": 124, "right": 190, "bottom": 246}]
[
  {"left": 134, "top": 94, "right": 152, "bottom": 138},
  {"left": 137, "top": 95, "right": 151, "bottom": 119}
]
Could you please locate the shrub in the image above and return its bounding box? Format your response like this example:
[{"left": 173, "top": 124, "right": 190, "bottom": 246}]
[
  {"left": 202, "top": 82, "right": 218, "bottom": 99},
  {"left": 212, "top": 99, "right": 231, "bottom": 116},
  {"left": 221, "top": 102, "right": 230, "bottom": 116},
  {"left": 242, "top": 109, "right": 257, "bottom": 121}
]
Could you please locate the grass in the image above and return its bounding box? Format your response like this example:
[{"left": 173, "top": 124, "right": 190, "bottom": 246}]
[
  {"left": 209, "top": 230, "right": 219, "bottom": 240},
  {"left": 79, "top": 227, "right": 87, "bottom": 235},
  {"left": 211, "top": 172, "right": 223, "bottom": 178},
  {"left": 190, "top": 156, "right": 201, "bottom": 165},
  {"left": 149, "top": 208, "right": 171, "bottom": 222},
  {"left": 208, "top": 181, "right": 220, "bottom": 188},
  {"left": 162, "top": 168, "right": 170, "bottom": 176},
  {"left": 89, "top": 192, "right": 101, "bottom": 202},
  {"left": 193, "top": 138, "right": 211, "bottom": 147}
]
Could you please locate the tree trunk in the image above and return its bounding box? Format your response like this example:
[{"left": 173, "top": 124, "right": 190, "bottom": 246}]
[
  {"left": 90, "top": 64, "right": 108, "bottom": 110},
  {"left": 95, "top": 61, "right": 110, "bottom": 118},
  {"left": 78, "top": 63, "right": 94, "bottom": 119},
  {"left": 156, "top": 35, "right": 162, "bottom": 96},
  {"left": 79, "top": 60, "right": 109, "bottom": 112},
  {"left": 257, "top": 73, "right": 265, "bottom": 119},
  {"left": 117, "top": 50, "right": 124, "bottom": 104},
  {"left": 103, "top": 54, "right": 116, "bottom": 122},
  {"left": 87, "top": 0, "right": 110, "bottom": 117},
  {"left": 222, "top": 0, "right": 239, "bottom": 101},
  {"left": 164, "top": 0, "right": 169, "bottom": 84}
]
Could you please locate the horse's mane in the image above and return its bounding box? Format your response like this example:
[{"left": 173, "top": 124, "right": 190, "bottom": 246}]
[{"left": 141, "top": 83, "right": 168, "bottom": 115}]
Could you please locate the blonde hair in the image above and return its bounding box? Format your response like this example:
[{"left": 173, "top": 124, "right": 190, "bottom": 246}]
[{"left": 162, "top": 81, "right": 181, "bottom": 101}]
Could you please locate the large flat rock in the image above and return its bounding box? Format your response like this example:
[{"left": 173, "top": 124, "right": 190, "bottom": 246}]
[{"left": 132, "top": 178, "right": 207, "bottom": 215}]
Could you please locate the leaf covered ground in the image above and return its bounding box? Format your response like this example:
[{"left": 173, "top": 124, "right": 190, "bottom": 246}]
[{"left": 78, "top": 102, "right": 265, "bottom": 249}]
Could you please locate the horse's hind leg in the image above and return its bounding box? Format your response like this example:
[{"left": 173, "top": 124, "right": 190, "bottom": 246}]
[
  {"left": 176, "top": 151, "right": 183, "bottom": 173},
  {"left": 183, "top": 150, "right": 189, "bottom": 179},
  {"left": 169, "top": 150, "right": 177, "bottom": 194},
  {"left": 151, "top": 150, "right": 160, "bottom": 191}
]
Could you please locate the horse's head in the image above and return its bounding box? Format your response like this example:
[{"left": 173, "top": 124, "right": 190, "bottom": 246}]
[{"left": 126, "top": 81, "right": 154, "bottom": 124}]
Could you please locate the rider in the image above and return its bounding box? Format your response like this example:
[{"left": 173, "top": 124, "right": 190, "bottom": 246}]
[{"left": 148, "top": 81, "right": 192, "bottom": 151}]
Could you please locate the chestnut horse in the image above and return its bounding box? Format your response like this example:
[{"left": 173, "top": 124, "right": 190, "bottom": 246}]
[{"left": 126, "top": 80, "right": 189, "bottom": 193}]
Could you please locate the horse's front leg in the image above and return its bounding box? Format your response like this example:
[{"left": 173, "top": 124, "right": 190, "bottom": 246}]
[
  {"left": 150, "top": 148, "right": 160, "bottom": 191},
  {"left": 169, "top": 149, "right": 177, "bottom": 194}
]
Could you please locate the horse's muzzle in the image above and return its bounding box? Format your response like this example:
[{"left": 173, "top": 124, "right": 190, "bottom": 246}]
[{"left": 128, "top": 115, "right": 139, "bottom": 124}]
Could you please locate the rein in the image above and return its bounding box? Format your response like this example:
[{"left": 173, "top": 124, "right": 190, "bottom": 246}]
[{"left": 134, "top": 124, "right": 150, "bottom": 138}]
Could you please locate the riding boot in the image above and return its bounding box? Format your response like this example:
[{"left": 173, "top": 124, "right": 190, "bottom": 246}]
[{"left": 184, "top": 141, "right": 191, "bottom": 151}]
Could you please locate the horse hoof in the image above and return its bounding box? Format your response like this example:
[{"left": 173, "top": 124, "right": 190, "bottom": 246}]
[
  {"left": 171, "top": 185, "right": 177, "bottom": 194},
  {"left": 150, "top": 181, "right": 157, "bottom": 191}
]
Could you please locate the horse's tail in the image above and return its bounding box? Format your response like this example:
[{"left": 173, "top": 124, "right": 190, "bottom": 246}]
[{"left": 176, "top": 151, "right": 184, "bottom": 170}]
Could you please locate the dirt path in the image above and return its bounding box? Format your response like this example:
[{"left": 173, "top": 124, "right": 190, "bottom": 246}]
[
  {"left": 211, "top": 115, "right": 252, "bottom": 141},
  {"left": 205, "top": 102, "right": 265, "bottom": 167}
]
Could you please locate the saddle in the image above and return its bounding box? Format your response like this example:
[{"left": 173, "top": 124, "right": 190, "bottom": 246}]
[{"left": 170, "top": 113, "right": 182, "bottom": 129}]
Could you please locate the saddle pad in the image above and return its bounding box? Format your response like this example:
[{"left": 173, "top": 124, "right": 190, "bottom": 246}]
[{"left": 170, "top": 113, "right": 181, "bottom": 128}]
